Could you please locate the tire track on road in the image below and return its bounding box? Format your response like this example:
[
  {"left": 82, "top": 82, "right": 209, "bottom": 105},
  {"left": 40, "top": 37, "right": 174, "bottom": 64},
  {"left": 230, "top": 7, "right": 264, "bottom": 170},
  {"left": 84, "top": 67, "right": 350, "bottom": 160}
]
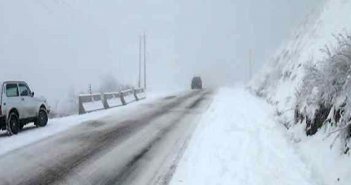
[{"left": 8, "top": 91, "right": 208, "bottom": 185}]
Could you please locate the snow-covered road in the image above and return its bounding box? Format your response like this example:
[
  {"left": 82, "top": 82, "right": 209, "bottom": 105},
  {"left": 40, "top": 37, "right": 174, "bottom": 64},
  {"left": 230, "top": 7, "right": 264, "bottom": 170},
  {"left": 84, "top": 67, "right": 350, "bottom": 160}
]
[
  {"left": 0, "top": 90, "right": 214, "bottom": 185},
  {"left": 0, "top": 87, "right": 324, "bottom": 185},
  {"left": 170, "top": 87, "right": 317, "bottom": 185}
]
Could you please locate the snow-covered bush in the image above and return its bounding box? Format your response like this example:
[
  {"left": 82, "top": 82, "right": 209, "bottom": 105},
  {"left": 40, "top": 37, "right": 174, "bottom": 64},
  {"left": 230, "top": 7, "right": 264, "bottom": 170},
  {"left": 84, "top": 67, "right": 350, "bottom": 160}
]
[{"left": 296, "top": 34, "right": 351, "bottom": 151}]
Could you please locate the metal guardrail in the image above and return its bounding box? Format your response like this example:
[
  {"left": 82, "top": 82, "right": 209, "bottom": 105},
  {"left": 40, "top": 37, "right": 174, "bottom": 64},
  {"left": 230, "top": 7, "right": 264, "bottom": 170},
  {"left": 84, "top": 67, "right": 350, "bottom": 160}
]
[{"left": 78, "top": 88, "right": 146, "bottom": 114}]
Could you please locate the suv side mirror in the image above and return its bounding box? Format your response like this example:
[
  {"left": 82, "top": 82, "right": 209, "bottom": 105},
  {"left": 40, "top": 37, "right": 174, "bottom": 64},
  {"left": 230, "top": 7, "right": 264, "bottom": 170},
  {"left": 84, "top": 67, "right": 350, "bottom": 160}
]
[{"left": 31, "top": 92, "right": 35, "bottom": 97}]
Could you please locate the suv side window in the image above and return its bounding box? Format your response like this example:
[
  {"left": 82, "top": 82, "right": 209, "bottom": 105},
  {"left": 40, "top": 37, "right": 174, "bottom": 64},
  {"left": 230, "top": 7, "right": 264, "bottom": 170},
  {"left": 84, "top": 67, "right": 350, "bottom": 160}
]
[
  {"left": 19, "top": 84, "right": 31, "bottom": 96},
  {"left": 6, "top": 84, "right": 19, "bottom": 97}
]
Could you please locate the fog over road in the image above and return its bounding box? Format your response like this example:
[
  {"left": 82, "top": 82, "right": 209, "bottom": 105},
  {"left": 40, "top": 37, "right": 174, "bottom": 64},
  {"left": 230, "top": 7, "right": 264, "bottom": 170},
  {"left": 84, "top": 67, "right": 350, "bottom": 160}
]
[{"left": 0, "top": 90, "right": 213, "bottom": 185}]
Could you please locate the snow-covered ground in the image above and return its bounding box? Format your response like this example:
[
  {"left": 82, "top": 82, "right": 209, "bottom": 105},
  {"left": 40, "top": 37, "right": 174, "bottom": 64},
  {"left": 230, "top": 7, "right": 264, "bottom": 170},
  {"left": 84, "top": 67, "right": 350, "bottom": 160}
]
[
  {"left": 287, "top": 123, "right": 351, "bottom": 185},
  {"left": 170, "top": 87, "right": 319, "bottom": 185}
]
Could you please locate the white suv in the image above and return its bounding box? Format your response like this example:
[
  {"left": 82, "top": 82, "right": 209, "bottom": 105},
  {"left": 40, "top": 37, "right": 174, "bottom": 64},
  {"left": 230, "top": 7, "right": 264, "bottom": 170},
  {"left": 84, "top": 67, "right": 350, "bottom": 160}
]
[{"left": 0, "top": 81, "right": 49, "bottom": 135}]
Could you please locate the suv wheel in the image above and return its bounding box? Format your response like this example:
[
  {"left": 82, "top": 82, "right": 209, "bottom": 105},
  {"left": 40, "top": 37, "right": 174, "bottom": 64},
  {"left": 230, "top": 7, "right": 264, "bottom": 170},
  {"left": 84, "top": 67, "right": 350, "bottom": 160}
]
[
  {"left": 7, "top": 112, "right": 20, "bottom": 135},
  {"left": 19, "top": 123, "right": 24, "bottom": 130},
  {"left": 35, "top": 108, "right": 48, "bottom": 127}
]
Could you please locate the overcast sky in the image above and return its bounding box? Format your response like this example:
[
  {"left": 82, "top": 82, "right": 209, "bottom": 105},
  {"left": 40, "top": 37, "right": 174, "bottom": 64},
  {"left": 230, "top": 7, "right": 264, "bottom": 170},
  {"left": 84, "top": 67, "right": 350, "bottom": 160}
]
[{"left": 0, "top": 0, "right": 322, "bottom": 104}]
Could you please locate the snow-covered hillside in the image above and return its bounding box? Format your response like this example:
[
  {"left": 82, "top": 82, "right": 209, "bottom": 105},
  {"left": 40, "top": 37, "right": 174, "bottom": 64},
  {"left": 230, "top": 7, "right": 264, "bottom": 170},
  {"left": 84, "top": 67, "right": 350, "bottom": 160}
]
[
  {"left": 250, "top": 0, "right": 351, "bottom": 184},
  {"left": 250, "top": 0, "right": 351, "bottom": 114}
]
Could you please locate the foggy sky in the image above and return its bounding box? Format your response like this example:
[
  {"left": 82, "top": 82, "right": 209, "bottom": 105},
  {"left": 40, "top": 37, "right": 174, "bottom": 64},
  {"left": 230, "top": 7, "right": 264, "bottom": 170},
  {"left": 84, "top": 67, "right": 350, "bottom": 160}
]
[{"left": 0, "top": 0, "right": 321, "bottom": 104}]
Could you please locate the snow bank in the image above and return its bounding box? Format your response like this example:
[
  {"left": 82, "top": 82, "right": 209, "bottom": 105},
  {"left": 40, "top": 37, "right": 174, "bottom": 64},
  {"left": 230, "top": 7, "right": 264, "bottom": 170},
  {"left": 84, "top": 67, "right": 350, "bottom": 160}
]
[
  {"left": 288, "top": 123, "right": 351, "bottom": 185},
  {"left": 170, "top": 87, "right": 317, "bottom": 185}
]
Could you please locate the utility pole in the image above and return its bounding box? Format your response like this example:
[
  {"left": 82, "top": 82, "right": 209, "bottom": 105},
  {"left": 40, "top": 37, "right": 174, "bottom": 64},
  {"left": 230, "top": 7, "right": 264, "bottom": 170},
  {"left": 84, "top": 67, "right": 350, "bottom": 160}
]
[
  {"left": 249, "top": 49, "right": 253, "bottom": 81},
  {"left": 138, "top": 35, "right": 142, "bottom": 88},
  {"left": 143, "top": 33, "right": 147, "bottom": 89}
]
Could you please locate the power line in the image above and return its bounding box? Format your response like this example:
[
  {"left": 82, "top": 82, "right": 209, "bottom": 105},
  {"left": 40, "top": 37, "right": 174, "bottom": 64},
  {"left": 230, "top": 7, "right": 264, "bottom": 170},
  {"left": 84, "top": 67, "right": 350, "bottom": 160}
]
[
  {"left": 143, "top": 33, "right": 147, "bottom": 89},
  {"left": 138, "top": 35, "right": 142, "bottom": 88},
  {"left": 249, "top": 49, "right": 253, "bottom": 81}
]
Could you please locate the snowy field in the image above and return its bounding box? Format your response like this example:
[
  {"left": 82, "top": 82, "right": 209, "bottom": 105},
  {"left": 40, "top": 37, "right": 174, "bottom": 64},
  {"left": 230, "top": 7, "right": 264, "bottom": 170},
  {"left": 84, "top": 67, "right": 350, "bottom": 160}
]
[{"left": 170, "top": 87, "right": 318, "bottom": 185}]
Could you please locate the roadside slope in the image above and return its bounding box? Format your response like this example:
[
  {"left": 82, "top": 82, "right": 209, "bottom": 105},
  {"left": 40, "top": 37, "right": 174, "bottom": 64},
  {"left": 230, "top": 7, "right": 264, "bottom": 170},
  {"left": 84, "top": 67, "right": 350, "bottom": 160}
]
[
  {"left": 249, "top": 0, "right": 351, "bottom": 184},
  {"left": 250, "top": 0, "right": 351, "bottom": 114}
]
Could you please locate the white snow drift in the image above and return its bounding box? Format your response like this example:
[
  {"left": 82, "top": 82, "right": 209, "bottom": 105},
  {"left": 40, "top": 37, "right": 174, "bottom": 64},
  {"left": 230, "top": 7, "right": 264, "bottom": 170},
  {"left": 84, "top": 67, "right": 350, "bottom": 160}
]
[{"left": 170, "top": 87, "right": 318, "bottom": 185}]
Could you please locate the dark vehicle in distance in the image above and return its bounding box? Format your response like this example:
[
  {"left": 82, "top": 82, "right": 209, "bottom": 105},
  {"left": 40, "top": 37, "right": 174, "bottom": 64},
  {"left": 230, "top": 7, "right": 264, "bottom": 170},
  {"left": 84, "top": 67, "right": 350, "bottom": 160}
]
[{"left": 191, "top": 76, "right": 203, "bottom": 89}]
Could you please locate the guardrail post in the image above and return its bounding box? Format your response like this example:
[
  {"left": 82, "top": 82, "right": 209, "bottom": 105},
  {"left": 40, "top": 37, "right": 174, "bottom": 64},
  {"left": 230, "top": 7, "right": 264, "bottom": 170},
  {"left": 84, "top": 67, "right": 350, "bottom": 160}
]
[
  {"left": 120, "top": 91, "right": 127, "bottom": 105},
  {"left": 133, "top": 88, "right": 139, "bottom": 101},
  {"left": 101, "top": 93, "right": 109, "bottom": 109},
  {"left": 78, "top": 96, "right": 86, "bottom": 115}
]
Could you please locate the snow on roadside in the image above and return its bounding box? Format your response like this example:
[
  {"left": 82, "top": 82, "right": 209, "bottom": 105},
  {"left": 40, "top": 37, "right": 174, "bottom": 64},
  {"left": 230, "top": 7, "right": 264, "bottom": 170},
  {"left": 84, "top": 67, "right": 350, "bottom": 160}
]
[
  {"left": 170, "top": 87, "right": 317, "bottom": 185},
  {"left": 0, "top": 90, "right": 178, "bottom": 156},
  {"left": 287, "top": 123, "right": 351, "bottom": 185},
  {"left": 248, "top": 1, "right": 351, "bottom": 184},
  {"left": 0, "top": 104, "right": 129, "bottom": 156}
]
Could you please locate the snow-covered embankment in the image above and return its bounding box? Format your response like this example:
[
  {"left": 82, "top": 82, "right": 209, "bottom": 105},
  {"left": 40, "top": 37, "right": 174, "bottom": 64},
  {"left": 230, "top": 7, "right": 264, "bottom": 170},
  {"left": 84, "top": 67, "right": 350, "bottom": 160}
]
[
  {"left": 170, "top": 87, "right": 317, "bottom": 185},
  {"left": 249, "top": 0, "right": 351, "bottom": 184}
]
